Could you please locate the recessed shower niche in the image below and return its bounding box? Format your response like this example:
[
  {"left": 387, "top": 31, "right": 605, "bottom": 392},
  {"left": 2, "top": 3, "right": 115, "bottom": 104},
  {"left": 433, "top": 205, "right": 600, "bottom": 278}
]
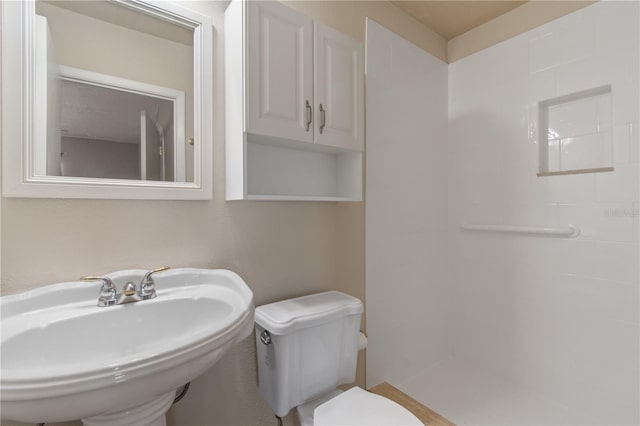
[{"left": 538, "top": 85, "right": 614, "bottom": 176}]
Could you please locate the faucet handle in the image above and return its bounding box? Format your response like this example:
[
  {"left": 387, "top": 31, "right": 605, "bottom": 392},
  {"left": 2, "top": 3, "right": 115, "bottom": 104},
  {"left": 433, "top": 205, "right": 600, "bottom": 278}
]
[
  {"left": 139, "top": 266, "right": 170, "bottom": 299},
  {"left": 81, "top": 276, "right": 117, "bottom": 307}
]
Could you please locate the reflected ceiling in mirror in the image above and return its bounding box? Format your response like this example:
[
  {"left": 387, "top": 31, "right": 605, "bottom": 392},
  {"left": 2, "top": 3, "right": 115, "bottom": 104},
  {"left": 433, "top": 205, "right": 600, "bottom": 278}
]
[{"left": 1, "top": 0, "right": 213, "bottom": 199}]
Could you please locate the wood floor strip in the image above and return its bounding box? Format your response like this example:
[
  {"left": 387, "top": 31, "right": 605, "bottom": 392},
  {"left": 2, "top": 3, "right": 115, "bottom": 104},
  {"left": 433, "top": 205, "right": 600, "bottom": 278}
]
[{"left": 368, "top": 382, "right": 455, "bottom": 426}]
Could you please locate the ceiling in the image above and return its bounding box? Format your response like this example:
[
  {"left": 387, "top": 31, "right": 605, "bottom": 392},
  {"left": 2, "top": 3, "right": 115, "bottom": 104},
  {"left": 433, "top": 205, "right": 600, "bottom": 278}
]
[
  {"left": 391, "top": 1, "right": 527, "bottom": 40},
  {"left": 60, "top": 79, "right": 173, "bottom": 144}
]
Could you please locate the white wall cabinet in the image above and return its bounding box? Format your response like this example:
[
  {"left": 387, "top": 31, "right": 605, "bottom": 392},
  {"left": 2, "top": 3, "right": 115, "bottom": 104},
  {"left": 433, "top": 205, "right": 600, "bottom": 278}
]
[
  {"left": 245, "top": 1, "right": 314, "bottom": 143},
  {"left": 225, "top": 0, "right": 363, "bottom": 201},
  {"left": 314, "top": 22, "right": 364, "bottom": 151}
]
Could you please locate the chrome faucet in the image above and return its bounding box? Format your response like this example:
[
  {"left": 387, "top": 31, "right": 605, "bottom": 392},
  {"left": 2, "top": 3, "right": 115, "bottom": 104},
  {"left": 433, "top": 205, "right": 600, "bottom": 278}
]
[
  {"left": 81, "top": 276, "right": 118, "bottom": 307},
  {"left": 82, "top": 267, "right": 170, "bottom": 307},
  {"left": 139, "top": 266, "right": 170, "bottom": 300},
  {"left": 117, "top": 281, "right": 142, "bottom": 305}
]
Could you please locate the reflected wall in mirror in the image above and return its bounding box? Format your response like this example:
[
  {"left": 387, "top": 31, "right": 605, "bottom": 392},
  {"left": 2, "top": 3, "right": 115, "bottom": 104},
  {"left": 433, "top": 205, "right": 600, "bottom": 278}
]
[{"left": 2, "top": 0, "right": 213, "bottom": 199}]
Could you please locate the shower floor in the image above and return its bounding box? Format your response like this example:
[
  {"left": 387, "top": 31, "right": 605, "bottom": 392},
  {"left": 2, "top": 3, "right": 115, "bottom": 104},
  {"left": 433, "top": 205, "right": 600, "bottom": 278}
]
[{"left": 393, "top": 358, "right": 590, "bottom": 426}]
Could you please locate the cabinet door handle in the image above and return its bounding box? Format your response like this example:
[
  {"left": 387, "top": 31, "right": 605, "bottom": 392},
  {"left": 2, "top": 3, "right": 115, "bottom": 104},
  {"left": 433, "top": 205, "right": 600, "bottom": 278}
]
[
  {"left": 305, "top": 100, "right": 312, "bottom": 132},
  {"left": 319, "top": 104, "right": 326, "bottom": 135}
]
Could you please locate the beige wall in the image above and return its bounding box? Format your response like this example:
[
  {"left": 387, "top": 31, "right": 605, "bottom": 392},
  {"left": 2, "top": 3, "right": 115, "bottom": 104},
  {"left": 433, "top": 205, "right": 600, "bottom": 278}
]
[
  {"left": 60, "top": 137, "right": 140, "bottom": 180},
  {"left": 0, "top": 1, "right": 439, "bottom": 426}
]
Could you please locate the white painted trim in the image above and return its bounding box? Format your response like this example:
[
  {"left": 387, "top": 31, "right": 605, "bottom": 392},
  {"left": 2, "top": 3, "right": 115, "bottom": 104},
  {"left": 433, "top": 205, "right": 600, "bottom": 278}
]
[
  {"left": 58, "top": 65, "right": 187, "bottom": 105},
  {"left": 246, "top": 195, "right": 356, "bottom": 202},
  {"left": 140, "top": 110, "right": 148, "bottom": 180},
  {"left": 33, "top": 15, "right": 48, "bottom": 177},
  {"left": 1, "top": 0, "right": 213, "bottom": 200}
]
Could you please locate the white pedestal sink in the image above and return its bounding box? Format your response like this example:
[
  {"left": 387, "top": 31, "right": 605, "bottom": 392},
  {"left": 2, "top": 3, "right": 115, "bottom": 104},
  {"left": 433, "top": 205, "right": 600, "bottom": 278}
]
[{"left": 0, "top": 268, "right": 254, "bottom": 425}]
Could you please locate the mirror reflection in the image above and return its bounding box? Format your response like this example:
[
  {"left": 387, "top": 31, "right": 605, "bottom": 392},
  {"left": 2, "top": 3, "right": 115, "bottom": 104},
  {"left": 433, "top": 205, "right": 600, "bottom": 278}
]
[{"left": 34, "top": 0, "right": 195, "bottom": 182}]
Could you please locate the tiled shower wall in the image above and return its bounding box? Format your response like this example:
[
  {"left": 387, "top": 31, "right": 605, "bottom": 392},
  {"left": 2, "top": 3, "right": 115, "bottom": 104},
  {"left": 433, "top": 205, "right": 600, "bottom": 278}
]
[
  {"left": 447, "top": 1, "right": 639, "bottom": 423},
  {"left": 366, "top": 19, "right": 449, "bottom": 388}
]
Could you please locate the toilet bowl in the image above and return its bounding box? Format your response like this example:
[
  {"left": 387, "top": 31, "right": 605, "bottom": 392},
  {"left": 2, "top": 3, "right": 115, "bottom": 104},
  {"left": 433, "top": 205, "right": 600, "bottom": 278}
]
[
  {"left": 297, "top": 387, "right": 422, "bottom": 426},
  {"left": 254, "top": 291, "right": 423, "bottom": 425},
  {"left": 313, "top": 387, "right": 422, "bottom": 425}
]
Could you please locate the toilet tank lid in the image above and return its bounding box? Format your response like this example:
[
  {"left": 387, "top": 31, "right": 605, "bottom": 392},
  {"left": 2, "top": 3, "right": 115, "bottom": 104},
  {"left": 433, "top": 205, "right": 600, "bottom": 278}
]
[{"left": 255, "top": 291, "right": 363, "bottom": 334}]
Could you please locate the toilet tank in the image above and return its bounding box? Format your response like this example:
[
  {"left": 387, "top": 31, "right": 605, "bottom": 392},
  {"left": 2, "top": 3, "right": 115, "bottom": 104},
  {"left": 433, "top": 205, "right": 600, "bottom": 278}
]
[{"left": 254, "top": 291, "right": 363, "bottom": 417}]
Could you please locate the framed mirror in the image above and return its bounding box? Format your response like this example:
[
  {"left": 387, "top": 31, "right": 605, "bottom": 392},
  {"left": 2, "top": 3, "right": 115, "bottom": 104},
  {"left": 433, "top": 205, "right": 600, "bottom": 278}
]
[{"left": 1, "top": 0, "right": 213, "bottom": 200}]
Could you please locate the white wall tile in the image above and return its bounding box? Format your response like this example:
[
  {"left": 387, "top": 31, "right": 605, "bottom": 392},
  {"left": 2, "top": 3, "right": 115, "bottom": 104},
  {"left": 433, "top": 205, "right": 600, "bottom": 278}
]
[
  {"left": 558, "top": 203, "right": 635, "bottom": 242},
  {"left": 554, "top": 57, "right": 616, "bottom": 98},
  {"left": 548, "top": 96, "right": 599, "bottom": 138},
  {"left": 631, "top": 122, "right": 639, "bottom": 164},
  {"left": 547, "top": 172, "right": 595, "bottom": 204},
  {"left": 552, "top": 7, "right": 595, "bottom": 65},
  {"left": 634, "top": 202, "right": 639, "bottom": 242},
  {"left": 530, "top": 31, "right": 558, "bottom": 73},
  {"left": 547, "top": 139, "right": 561, "bottom": 171},
  {"left": 530, "top": 69, "right": 556, "bottom": 103},
  {"left": 613, "top": 123, "right": 631, "bottom": 164},
  {"left": 447, "top": 2, "right": 639, "bottom": 423},
  {"left": 560, "top": 273, "right": 638, "bottom": 324},
  {"left": 504, "top": 202, "right": 559, "bottom": 228},
  {"left": 560, "top": 131, "right": 612, "bottom": 171},
  {"left": 370, "top": 2, "right": 638, "bottom": 424},
  {"left": 364, "top": 20, "right": 392, "bottom": 82},
  {"left": 366, "top": 19, "right": 449, "bottom": 388},
  {"left": 558, "top": 239, "right": 638, "bottom": 288},
  {"left": 594, "top": 0, "right": 640, "bottom": 55},
  {"left": 595, "top": 164, "right": 639, "bottom": 203},
  {"left": 613, "top": 78, "right": 640, "bottom": 126}
]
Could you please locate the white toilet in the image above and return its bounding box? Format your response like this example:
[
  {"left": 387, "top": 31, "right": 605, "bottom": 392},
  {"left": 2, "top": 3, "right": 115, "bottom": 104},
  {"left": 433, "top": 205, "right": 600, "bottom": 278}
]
[{"left": 254, "top": 291, "right": 423, "bottom": 425}]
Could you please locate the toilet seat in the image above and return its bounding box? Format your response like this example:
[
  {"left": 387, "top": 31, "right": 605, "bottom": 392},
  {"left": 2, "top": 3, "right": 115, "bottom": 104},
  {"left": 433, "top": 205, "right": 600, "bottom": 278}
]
[{"left": 313, "top": 387, "right": 424, "bottom": 425}]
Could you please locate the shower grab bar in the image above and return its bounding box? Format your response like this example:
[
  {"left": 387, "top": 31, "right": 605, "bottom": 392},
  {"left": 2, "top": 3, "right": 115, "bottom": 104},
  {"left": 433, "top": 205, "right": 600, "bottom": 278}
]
[{"left": 460, "top": 222, "right": 580, "bottom": 238}]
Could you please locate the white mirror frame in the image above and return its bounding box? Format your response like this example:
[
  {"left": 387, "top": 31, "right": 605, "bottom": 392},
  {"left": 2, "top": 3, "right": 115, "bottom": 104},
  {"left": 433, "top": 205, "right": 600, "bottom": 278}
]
[{"left": 1, "top": 0, "right": 213, "bottom": 200}]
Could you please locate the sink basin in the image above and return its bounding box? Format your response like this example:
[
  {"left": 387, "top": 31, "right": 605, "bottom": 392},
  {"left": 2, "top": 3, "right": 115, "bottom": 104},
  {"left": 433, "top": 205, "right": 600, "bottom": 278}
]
[{"left": 1, "top": 268, "right": 254, "bottom": 425}]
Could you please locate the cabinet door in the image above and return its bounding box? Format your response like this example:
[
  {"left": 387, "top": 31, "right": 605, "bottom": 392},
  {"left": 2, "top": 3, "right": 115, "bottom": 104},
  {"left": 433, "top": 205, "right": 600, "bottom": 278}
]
[
  {"left": 246, "top": 1, "right": 314, "bottom": 143},
  {"left": 314, "top": 22, "right": 364, "bottom": 151}
]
